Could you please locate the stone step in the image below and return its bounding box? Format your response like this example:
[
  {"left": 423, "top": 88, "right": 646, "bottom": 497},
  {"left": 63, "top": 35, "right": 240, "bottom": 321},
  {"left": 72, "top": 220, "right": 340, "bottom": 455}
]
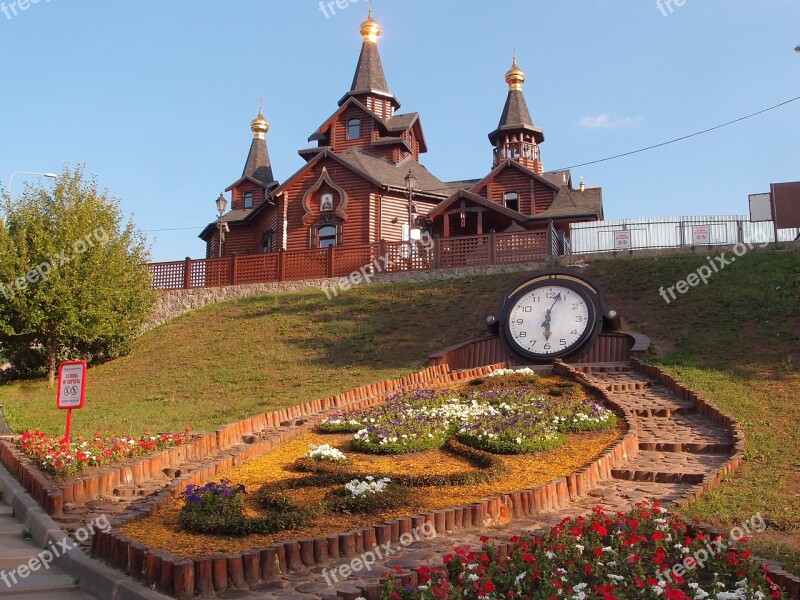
[
  {"left": 0, "top": 506, "right": 13, "bottom": 518},
  {"left": 635, "top": 413, "right": 733, "bottom": 449},
  {"left": 0, "top": 537, "right": 42, "bottom": 568},
  {"left": 0, "top": 518, "right": 26, "bottom": 538},
  {"left": 0, "top": 570, "right": 78, "bottom": 596},
  {"left": 1, "top": 592, "right": 95, "bottom": 600},
  {"left": 612, "top": 450, "right": 728, "bottom": 484}
]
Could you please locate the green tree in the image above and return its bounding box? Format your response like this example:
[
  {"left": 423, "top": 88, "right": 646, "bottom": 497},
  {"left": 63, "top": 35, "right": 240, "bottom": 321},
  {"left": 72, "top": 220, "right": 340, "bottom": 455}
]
[{"left": 0, "top": 166, "right": 156, "bottom": 386}]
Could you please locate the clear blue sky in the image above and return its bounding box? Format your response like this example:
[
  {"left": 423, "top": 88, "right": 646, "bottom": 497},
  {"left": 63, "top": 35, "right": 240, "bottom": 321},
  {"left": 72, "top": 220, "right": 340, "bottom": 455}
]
[{"left": 2, "top": 0, "right": 798, "bottom": 261}]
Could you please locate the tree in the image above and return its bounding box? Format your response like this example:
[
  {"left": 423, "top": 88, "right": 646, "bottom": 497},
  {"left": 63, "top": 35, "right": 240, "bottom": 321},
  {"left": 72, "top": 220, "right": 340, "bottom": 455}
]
[{"left": 0, "top": 166, "right": 156, "bottom": 386}]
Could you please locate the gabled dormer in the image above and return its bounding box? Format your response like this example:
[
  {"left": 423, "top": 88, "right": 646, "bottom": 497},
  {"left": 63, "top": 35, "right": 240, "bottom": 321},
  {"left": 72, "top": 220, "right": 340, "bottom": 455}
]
[
  {"left": 489, "top": 56, "right": 545, "bottom": 174},
  {"left": 226, "top": 103, "right": 279, "bottom": 210}
]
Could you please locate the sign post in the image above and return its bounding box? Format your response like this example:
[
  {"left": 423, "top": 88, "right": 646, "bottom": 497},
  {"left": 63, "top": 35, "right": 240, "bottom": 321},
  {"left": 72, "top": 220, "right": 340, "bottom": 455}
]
[{"left": 56, "top": 361, "right": 87, "bottom": 443}]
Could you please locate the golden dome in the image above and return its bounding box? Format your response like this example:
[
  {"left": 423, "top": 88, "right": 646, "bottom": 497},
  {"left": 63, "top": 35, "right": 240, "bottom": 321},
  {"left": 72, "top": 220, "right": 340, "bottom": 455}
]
[
  {"left": 506, "top": 56, "right": 526, "bottom": 91},
  {"left": 251, "top": 98, "right": 269, "bottom": 140},
  {"left": 360, "top": 11, "right": 381, "bottom": 43}
]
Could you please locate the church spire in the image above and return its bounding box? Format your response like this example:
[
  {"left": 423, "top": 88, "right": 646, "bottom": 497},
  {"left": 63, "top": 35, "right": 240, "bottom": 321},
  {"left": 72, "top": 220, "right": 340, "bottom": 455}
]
[
  {"left": 489, "top": 53, "right": 545, "bottom": 173},
  {"left": 242, "top": 98, "right": 276, "bottom": 187},
  {"left": 339, "top": 6, "right": 399, "bottom": 114}
]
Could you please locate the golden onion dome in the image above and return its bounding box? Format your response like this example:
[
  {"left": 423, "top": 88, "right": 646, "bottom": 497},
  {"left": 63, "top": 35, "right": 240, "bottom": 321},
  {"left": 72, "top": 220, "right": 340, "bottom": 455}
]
[
  {"left": 251, "top": 99, "right": 269, "bottom": 139},
  {"left": 360, "top": 12, "right": 381, "bottom": 43},
  {"left": 506, "top": 56, "right": 526, "bottom": 91}
]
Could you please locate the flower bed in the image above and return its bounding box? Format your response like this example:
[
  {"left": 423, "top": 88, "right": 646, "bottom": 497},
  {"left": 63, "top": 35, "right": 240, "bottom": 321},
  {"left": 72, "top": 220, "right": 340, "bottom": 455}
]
[
  {"left": 320, "top": 375, "right": 617, "bottom": 456},
  {"left": 119, "top": 427, "right": 621, "bottom": 559},
  {"left": 382, "top": 502, "right": 787, "bottom": 600},
  {"left": 18, "top": 428, "right": 191, "bottom": 477}
]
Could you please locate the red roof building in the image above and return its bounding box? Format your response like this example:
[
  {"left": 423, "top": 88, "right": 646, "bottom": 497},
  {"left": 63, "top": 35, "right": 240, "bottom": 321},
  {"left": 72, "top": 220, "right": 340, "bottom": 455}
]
[{"left": 199, "top": 11, "right": 603, "bottom": 258}]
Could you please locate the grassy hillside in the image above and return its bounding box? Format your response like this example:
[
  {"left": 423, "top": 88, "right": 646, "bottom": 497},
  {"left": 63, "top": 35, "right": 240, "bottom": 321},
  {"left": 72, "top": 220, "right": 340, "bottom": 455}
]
[
  {"left": 1, "top": 247, "right": 798, "bottom": 571},
  {"left": 0, "top": 275, "right": 524, "bottom": 435}
]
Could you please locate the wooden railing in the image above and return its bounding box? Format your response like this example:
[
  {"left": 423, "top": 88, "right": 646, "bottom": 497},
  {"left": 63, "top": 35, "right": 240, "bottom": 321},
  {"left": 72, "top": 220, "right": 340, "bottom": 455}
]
[{"left": 148, "top": 230, "right": 551, "bottom": 290}]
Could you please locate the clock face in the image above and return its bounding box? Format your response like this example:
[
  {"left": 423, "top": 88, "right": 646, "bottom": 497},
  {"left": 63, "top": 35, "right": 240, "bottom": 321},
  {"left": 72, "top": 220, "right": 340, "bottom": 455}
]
[
  {"left": 495, "top": 272, "right": 607, "bottom": 364},
  {"left": 507, "top": 285, "right": 592, "bottom": 357}
]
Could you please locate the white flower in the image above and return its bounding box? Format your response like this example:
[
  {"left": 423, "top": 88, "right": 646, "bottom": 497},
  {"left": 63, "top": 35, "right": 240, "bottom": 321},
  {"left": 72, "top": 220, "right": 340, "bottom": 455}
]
[
  {"left": 306, "top": 444, "right": 347, "bottom": 462},
  {"left": 468, "top": 574, "right": 479, "bottom": 582},
  {"left": 545, "top": 551, "right": 555, "bottom": 559}
]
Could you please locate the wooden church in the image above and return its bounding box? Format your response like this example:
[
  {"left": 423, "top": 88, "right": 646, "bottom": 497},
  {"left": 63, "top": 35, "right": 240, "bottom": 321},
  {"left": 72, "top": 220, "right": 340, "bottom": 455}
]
[{"left": 199, "top": 10, "right": 603, "bottom": 258}]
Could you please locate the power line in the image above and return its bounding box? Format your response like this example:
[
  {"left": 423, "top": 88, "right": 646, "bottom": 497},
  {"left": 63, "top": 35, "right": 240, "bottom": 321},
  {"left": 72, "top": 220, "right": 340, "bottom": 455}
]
[
  {"left": 147, "top": 226, "right": 205, "bottom": 232},
  {"left": 548, "top": 95, "right": 800, "bottom": 172}
]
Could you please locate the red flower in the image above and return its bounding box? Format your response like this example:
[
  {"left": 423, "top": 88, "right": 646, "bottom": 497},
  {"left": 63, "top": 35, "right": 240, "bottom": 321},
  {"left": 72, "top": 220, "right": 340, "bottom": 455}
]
[
  {"left": 522, "top": 553, "right": 534, "bottom": 564},
  {"left": 585, "top": 565, "right": 593, "bottom": 575},
  {"left": 592, "top": 522, "right": 608, "bottom": 536}
]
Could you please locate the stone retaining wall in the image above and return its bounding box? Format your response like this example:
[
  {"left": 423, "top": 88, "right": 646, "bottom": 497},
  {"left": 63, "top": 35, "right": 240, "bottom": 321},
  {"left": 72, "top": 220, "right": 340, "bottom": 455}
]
[{"left": 146, "top": 261, "right": 551, "bottom": 331}]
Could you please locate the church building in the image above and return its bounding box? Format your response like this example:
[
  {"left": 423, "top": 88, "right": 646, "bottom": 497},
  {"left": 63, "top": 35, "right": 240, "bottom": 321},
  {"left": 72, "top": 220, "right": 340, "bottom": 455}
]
[{"left": 199, "top": 10, "right": 603, "bottom": 258}]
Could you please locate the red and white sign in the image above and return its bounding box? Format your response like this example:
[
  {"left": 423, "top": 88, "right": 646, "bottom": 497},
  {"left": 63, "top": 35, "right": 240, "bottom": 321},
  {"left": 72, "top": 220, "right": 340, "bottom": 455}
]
[
  {"left": 614, "top": 230, "right": 631, "bottom": 250},
  {"left": 57, "top": 361, "right": 87, "bottom": 410},
  {"left": 692, "top": 225, "right": 711, "bottom": 246}
]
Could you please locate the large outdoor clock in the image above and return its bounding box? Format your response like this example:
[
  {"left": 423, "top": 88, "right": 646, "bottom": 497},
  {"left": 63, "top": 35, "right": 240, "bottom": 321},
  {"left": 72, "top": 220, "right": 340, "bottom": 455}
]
[{"left": 487, "top": 270, "right": 617, "bottom": 365}]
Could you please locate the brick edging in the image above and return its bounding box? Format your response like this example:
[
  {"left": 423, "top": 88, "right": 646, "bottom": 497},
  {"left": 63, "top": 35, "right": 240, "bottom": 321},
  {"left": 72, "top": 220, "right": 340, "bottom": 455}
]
[{"left": 90, "top": 362, "right": 640, "bottom": 599}]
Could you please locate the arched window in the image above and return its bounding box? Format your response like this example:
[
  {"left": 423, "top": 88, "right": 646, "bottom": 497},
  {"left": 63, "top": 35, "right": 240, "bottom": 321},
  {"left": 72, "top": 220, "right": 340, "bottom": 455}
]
[
  {"left": 244, "top": 192, "right": 254, "bottom": 209},
  {"left": 318, "top": 225, "right": 338, "bottom": 248},
  {"left": 347, "top": 118, "right": 361, "bottom": 140},
  {"left": 504, "top": 192, "right": 520, "bottom": 212}
]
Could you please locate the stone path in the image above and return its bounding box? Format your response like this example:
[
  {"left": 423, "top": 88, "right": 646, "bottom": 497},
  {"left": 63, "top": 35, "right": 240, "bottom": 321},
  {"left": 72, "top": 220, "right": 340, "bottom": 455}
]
[
  {"left": 0, "top": 494, "right": 94, "bottom": 599},
  {"left": 239, "top": 362, "right": 736, "bottom": 599}
]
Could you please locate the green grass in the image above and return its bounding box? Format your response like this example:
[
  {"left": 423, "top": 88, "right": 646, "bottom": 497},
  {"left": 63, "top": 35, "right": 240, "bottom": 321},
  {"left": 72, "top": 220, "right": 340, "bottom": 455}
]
[
  {"left": 0, "top": 275, "right": 524, "bottom": 436},
  {"left": 1, "top": 247, "right": 798, "bottom": 573}
]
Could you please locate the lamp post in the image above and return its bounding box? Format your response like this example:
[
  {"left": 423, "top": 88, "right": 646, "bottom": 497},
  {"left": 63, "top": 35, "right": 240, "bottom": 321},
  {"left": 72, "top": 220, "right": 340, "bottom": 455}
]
[
  {"left": 7, "top": 171, "right": 57, "bottom": 198},
  {"left": 404, "top": 170, "right": 417, "bottom": 270},
  {"left": 215, "top": 193, "right": 228, "bottom": 258},
  {"left": 3, "top": 171, "right": 57, "bottom": 224}
]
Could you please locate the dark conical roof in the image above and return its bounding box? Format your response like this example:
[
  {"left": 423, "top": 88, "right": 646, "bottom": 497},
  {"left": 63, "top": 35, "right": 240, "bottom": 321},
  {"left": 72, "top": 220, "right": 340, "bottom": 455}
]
[
  {"left": 243, "top": 137, "right": 276, "bottom": 187},
  {"left": 351, "top": 41, "right": 389, "bottom": 95},
  {"left": 489, "top": 89, "right": 544, "bottom": 145},
  {"left": 339, "top": 40, "right": 399, "bottom": 107}
]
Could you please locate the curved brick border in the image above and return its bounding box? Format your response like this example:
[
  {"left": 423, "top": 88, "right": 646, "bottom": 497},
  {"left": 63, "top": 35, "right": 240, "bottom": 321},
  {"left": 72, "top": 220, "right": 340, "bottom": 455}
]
[{"left": 86, "top": 362, "right": 643, "bottom": 599}]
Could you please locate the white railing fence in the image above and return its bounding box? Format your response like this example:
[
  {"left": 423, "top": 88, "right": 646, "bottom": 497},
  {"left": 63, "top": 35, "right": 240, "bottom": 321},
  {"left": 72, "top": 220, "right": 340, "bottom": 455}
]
[{"left": 569, "top": 216, "right": 799, "bottom": 254}]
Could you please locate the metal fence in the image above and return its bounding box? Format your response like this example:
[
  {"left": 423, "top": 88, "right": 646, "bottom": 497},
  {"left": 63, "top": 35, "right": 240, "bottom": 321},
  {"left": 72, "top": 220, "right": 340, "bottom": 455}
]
[{"left": 569, "top": 216, "right": 799, "bottom": 254}]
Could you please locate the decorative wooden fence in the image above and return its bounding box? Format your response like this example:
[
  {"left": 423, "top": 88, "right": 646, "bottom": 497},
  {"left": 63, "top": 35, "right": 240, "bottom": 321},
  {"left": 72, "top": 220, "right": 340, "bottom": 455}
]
[{"left": 148, "top": 231, "right": 551, "bottom": 290}]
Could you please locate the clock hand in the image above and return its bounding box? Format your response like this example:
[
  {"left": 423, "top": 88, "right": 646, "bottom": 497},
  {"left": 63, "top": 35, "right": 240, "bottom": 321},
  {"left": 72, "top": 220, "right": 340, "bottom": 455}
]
[{"left": 542, "top": 309, "right": 552, "bottom": 340}]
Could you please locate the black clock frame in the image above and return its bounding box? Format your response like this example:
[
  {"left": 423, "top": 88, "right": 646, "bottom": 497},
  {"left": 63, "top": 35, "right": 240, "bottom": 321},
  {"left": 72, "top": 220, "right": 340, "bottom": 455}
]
[{"left": 494, "top": 270, "right": 610, "bottom": 365}]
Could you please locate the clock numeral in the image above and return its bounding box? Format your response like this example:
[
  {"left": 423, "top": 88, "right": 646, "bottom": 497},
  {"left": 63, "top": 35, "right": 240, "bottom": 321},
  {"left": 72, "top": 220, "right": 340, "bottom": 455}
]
[
  {"left": 571, "top": 330, "right": 578, "bottom": 335},
  {"left": 560, "top": 339, "right": 567, "bottom": 346},
  {"left": 522, "top": 306, "right": 533, "bottom": 313},
  {"left": 575, "top": 316, "right": 584, "bottom": 323},
  {"left": 516, "top": 319, "right": 524, "bottom": 325},
  {"left": 572, "top": 303, "right": 580, "bottom": 310},
  {"left": 544, "top": 343, "right": 551, "bottom": 350},
  {"left": 531, "top": 297, "right": 541, "bottom": 303},
  {"left": 519, "top": 331, "right": 527, "bottom": 338}
]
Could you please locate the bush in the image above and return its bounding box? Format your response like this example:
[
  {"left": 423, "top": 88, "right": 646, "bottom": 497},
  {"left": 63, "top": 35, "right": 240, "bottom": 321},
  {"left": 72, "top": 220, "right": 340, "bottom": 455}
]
[
  {"left": 324, "top": 477, "right": 410, "bottom": 514},
  {"left": 179, "top": 480, "right": 313, "bottom": 536}
]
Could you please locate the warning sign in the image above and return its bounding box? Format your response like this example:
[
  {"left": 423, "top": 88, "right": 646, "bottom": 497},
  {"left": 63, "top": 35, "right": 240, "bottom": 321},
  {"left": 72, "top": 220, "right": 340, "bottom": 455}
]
[{"left": 57, "top": 361, "right": 86, "bottom": 410}]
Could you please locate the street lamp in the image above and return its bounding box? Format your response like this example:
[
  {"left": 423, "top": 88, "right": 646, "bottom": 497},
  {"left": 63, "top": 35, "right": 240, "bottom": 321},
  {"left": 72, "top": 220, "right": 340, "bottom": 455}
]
[
  {"left": 404, "top": 170, "right": 417, "bottom": 270},
  {"left": 215, "top": 193, "right": 228, "bottom": 258},
  {"left": 7, "top": 171, "right": 57, "bottom": 198},
  {"left": 795, "top": 45, "right": 800, "bottom": 53},
  {"left": 404, "top": 170, "right": 417, "bottom": 240}
]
